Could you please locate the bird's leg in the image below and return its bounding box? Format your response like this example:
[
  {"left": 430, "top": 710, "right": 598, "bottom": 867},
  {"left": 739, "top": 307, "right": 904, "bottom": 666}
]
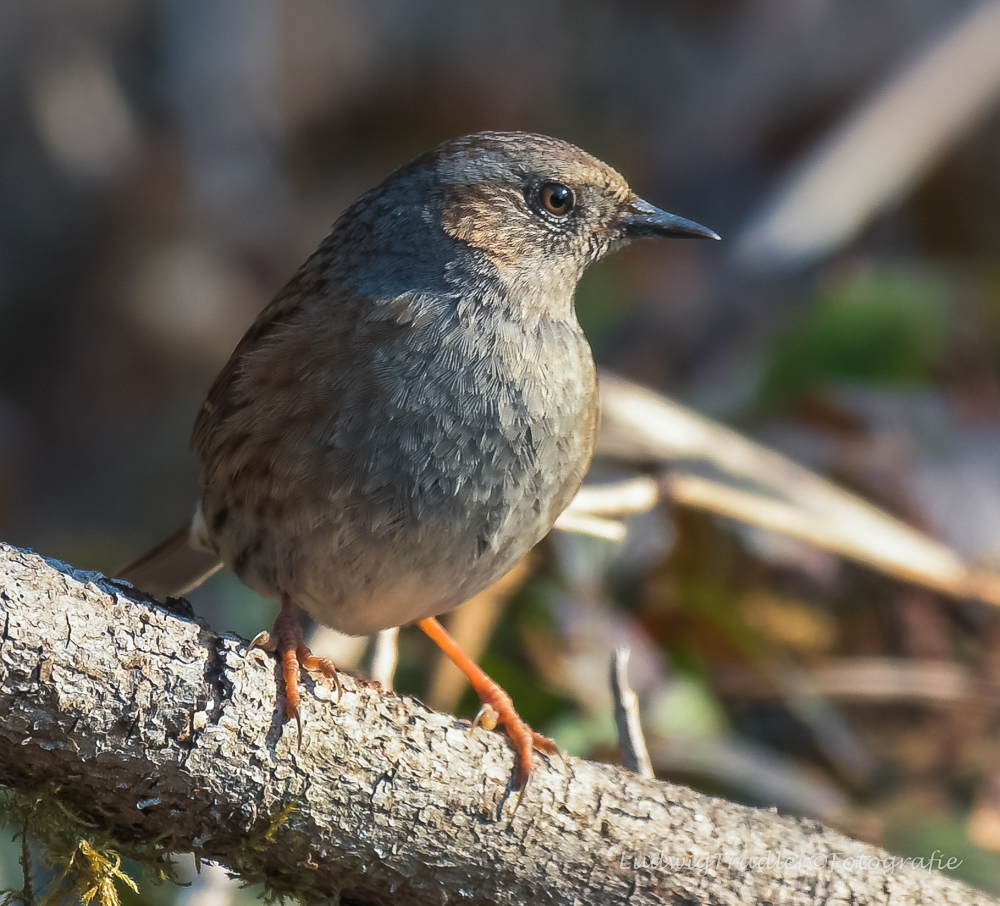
[
  {"left": 418, "top": 616, "right": 559, "bottom": 802},
  {"left": 251, "top": 592, "right": 341, "bottom": 743}
]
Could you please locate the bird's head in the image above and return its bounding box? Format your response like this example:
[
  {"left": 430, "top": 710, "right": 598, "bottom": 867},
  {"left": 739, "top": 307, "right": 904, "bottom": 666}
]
[
  {"left": 429, "top": 132, "right": 718, "bottom": 296},
  {"left": 330, "top": 132, "right": 718, "bottom": 318}
]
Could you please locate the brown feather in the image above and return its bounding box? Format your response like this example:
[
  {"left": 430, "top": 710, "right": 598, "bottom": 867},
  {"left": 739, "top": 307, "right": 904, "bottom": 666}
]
[{"left": 116, "top": 523, "right": 222, "bottom": 599}]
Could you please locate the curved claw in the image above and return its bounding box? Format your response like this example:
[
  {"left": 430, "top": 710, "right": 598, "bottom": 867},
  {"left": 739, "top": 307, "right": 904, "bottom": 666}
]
[
  {"left": 249, "top": 630, "right": 274, "bottom": 651},
  {"left": 255, "top": 594, "right": 342, "bottom": 746},
  {"left": 473, "top": 702, "right": 499, "bottom": 731},
  {"left": 297, "top": 643, "right": 342, "bottom": 703},
  {"left": 479, "top": 685, "right": 558, "bottom": 796}
]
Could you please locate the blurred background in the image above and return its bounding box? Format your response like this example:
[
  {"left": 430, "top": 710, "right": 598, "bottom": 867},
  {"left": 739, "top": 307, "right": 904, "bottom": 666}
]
[{"left": 5, "top": 0, "right": 1000, "bottom": 899}]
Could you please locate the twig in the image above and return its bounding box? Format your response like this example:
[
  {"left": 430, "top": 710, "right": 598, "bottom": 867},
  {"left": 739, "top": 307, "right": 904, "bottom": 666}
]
[
  {"left": 20, "top": 817, "right": 33, "bottom": 906},
  {"left": 736, "top": 1, "right": 1000, "bottom": 267},
  {"left": 370, "top": 627, "right": 399, "bottom": 690},
  {"left": 597, "top": 372, "right": 1000, "bottom": 607},
  {"left": 610, "top": 648, "right": 654, "bottom": 779}
]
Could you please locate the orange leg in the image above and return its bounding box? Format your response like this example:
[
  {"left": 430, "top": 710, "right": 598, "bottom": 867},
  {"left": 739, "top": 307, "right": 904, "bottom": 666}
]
[
  {"left": 251, "top": 593, "right": 341, "bottom": 743},
  {"left": 419, "top": 616, "right": 559, "bottom": 804}
]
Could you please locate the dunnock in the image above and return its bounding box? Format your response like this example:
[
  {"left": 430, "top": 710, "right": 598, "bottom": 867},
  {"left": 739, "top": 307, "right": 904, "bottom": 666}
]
[{"left": 119, "top": 131, "right": 718, "bottom": 797}]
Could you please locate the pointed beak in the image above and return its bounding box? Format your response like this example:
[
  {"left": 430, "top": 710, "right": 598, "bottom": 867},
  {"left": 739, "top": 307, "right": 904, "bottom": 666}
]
[{"left": 621, "top": 199, "right": 720, "bottom": 241}]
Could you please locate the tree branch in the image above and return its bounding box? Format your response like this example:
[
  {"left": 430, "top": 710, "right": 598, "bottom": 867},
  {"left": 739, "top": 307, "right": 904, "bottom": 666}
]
[{"left": 0, "top": 542, "right": 993, "bottom": 906}]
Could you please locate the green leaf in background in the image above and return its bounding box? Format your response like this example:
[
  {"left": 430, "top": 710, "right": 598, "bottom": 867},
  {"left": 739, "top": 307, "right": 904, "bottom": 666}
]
[
  {"left": 760, "top": 266, "right": 952, "bottom": 407},
  {"left": 885, "top": 813, "right": 1000, "bottom": 896}
]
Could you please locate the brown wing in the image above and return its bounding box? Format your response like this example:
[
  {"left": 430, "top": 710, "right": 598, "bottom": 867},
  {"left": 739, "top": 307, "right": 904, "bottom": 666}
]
[{"left": 191, "top": 262, "right": 322, "bottom": 460}]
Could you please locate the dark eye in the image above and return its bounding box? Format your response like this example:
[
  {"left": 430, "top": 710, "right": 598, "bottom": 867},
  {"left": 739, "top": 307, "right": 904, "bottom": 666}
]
[{"left": 538, "top": 182, "right": 575, "bottom": 216}]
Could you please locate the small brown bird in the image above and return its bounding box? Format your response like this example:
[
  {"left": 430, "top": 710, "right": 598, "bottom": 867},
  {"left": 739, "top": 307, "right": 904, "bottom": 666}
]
[{"left": 119, "top": 131, "right": 717, "bottom": 796}]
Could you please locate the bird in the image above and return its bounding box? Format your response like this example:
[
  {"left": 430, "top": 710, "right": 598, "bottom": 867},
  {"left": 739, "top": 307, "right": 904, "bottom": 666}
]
[{"left": 118, "top": 131, "right": 718, "bottom": 799}]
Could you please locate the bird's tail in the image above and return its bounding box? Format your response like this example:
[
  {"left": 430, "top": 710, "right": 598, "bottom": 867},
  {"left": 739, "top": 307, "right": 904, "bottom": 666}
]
[{"left": 116, "top": 522, "right": 223, "bottom": 599}]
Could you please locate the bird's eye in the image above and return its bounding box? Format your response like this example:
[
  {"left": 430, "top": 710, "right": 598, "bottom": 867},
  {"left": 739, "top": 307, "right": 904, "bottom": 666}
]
[{"left": 538, "top": 182, "right": 574, "bottom": 217}]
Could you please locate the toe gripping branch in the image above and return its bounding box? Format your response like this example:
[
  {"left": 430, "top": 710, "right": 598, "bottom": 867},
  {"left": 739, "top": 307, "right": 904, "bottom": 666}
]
[
  {"left": 251, "top": 592, "right": 341, "bottom": 744},
  {"left": 249, "top": 601, "right": 556, "bottom": 808},
  {"left": 418, "top": 616, "right": 559, "bottom": 807}
]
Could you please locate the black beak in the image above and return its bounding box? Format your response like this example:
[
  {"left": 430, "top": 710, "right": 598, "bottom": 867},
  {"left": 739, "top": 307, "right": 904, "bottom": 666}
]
[{"left": 621, "top": 199, "right": 720, "bottom": 241}]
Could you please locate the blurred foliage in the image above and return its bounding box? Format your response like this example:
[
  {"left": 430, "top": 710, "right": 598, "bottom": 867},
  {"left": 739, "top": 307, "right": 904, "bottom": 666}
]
[{"left": 760, "top": 267, "right": 953, "bottom": 408}]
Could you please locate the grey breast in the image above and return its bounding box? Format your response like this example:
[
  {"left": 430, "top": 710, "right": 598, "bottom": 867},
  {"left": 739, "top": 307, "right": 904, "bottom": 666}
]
[{"left": 285, "top": 292, "right": 597, "bottom": 634}]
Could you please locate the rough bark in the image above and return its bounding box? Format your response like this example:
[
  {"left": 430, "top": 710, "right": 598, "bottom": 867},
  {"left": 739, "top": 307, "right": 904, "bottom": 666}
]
[{"left": 0, "top": 541, "right": 994, "bottom": 906}]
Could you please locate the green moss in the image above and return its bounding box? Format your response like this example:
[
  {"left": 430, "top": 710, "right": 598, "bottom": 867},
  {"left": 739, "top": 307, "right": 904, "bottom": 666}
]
[
  {"left": 0, "top": 787, "right": 153, "bottom": 906},
  {"left": 226, "top": 801, "right": 304, "bottom": 903},
  {"left": 0, "top": 787, "right": 338, "bottom": 906},
  {"left": 203, "top": 798, "right": 364, "bottom": 906}
]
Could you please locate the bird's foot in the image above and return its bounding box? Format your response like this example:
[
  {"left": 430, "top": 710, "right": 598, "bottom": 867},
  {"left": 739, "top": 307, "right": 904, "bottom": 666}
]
[
  {"left": 251, "top": 593, "right": 341, "bottom": 744},
  {"left": 418, "top": 616, "right": 560, "bottom": 809},
  {"left": 472, "top": 686, "right": 560, "bottom": 810}
]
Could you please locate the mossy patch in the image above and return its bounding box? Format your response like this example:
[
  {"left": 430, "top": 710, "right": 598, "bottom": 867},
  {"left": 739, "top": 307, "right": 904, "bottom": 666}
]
[
  {"left": 0, "top": 787, "right": 324, "bottom": 906},
  {"left": 0, "top": 786, "right": 173, "bottom": 906}
]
